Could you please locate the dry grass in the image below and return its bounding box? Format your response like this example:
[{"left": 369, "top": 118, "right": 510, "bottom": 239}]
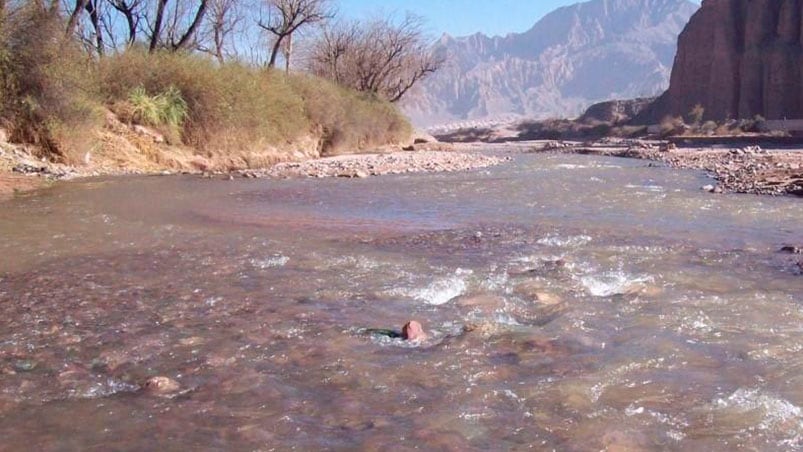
[
  {"left": 0, "top": 17, "right": 412, "bottom": 169},
  {"left": 0, "top": 6, "right": 103, "bottom": 163}
]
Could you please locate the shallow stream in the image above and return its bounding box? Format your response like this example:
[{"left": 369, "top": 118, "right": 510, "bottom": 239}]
[{"left": 1, "top": 153, "right": 801, "bottom": 450}]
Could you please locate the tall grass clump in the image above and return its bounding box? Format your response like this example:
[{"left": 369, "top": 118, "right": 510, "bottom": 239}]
[
  {"left": 100, "top": 50, "right": 310, "bottom": 153},
  {"left": 100, "top": 50, "right": 411, "bottom": 156},
  {"left": 125, "top": 86, "right": 188, "bottom": 143},
  {"left": 0, "top": 5, "right": 102, "bottom": 161}
]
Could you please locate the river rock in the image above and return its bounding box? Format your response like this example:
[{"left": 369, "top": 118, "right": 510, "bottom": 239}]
[
  {"left": 514, "top": 281, "right": 562, "bottom": 306},
  {"left": 401, "top": 321, "right": 427, "bottom": 342},
  {"left": 143, "top": 376, "right": 181, "bottom": 395}
]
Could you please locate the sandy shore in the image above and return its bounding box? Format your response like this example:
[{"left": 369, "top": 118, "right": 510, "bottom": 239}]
[{"left": 528, "top": 139, "right": 803, "bottom": 196}]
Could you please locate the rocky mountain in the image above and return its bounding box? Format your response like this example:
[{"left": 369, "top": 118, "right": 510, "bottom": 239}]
[
  {"left": 402, "top": 0, "right": 698, "bottom": 127},
  {"left": 642, "top": 0, "right": 803, "bottom": 122}
]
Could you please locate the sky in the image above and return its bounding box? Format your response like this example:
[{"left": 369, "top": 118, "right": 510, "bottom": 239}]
[{"left": 337, "top": 0, "right": 700, "bottom": 38}]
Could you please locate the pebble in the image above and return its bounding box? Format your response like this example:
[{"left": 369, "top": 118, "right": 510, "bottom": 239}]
[{"left": 143, "top": 376, "right": 181, "bottom": 395}]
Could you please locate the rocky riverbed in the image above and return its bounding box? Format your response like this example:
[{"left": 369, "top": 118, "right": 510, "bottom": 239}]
[
  {"left": 531, "top": 139, "right": 803, "bottom": 196},
  {"left": 239, "top": 151, "right": 507, "bottom": 179}
]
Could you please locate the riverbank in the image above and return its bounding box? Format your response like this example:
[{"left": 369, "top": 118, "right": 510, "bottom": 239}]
[
  {"left": 4, "top": 133, "right": 802, "bottom": 198},
  {"left": 528, "top": 139, "right": 803, "bottom": 196},
  {"left": 0, "top": 124, "right": 500, "bottom": 198}
]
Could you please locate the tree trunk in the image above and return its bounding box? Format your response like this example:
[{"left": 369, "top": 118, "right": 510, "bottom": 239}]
[
  {"left": 267, "top": 35, "right": 284, "bottom": 68},
  {"left": 284, "top": 34, "right": 292, "bottom": 72},
  {"left": 65, "top": 0, "right": 90, "bottom": 37},
  {"left": 85, "top": 0, "right": 104, "bottom": 55},
  {"left": 172, "top": 0, "right": 208, "bottom": 51},
  {"left": 149, "top": 0, "right": 167, "bottom": 52}
]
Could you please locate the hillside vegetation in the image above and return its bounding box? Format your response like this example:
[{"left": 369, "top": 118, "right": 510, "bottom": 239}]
[{"left": 0, "top": 6, "right": 412, "bottom": 173}]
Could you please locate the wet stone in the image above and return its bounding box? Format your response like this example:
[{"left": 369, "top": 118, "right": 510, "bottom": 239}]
[{"left": 143, "top": 376, "right": 181, "bottom": 396}]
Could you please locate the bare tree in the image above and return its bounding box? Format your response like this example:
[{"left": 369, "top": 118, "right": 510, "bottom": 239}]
[
  {"left": 107, "top": 0, "right": 144, "bottom": 45},
  {"left": 146, "top": 0, "right": 208, "bottom": 52},
  {"left": 196, "top": 0, "right": 241, "bottom": 62},
  {"left": 147, "top": 0, "right": 166, "bottom": 50},
  {"left": 65, "top": 0, "right": 90, "bottom": 37},
  {"left": 308, "top": 14, "right": 444, "bottom": 102},
  {"left": 258, "top": 0, "right": 332, "bottom": 70}
]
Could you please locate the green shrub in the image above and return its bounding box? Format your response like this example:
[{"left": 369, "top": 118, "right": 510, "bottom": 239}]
[{"left": 126, "top": 86, "right": 188, "bottom": 143}]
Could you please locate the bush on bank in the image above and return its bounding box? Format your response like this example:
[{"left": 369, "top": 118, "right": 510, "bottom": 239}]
[{"left": 0, "top": 6, "right": 411, "bottom": 165}]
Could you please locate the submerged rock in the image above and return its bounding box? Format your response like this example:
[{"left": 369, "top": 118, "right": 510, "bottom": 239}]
[
  {"left": 455, "top": 294, "right": 506, "bottom": 314},
  {"left": 514, "top": 281, "right": 562, "bottom": 306},
  {"left": 13, "top": 360, "right": 37, "bottom": 373}
]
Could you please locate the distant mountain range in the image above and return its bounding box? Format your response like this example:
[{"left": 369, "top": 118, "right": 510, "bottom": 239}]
[{"left": 402, "top": 0, "right": 698, "bottom": 127}]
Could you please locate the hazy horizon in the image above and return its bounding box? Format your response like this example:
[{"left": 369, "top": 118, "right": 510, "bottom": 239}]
[{"left": 338, "top": 0, "right": 701, "bottom": 38}]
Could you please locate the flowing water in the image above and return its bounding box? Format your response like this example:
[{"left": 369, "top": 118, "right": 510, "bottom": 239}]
[{"left": 0, "top": 153, "right": 801, "bottom": 450}]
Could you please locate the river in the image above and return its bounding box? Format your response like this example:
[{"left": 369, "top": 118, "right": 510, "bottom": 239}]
[{"left": 1, "top": 153, "right": 801, "bottom": 450}]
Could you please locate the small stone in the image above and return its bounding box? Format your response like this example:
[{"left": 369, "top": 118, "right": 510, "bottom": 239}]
[
  {"left": 701, "top": 184, "right": 715, "bottom": 192},
  {"left": 531, "top": 291, "right": 562, "bottom": 306},
  {"left": 354, "top": 171, "right": 369, "bottom": 179},
  {"left": 143, "top": 376, "right": 181, "bottom": 395},
  {"left": 401, "top": 321, "right": 427, "bottom": 342},
  {"left": 780, "top": 246, "right": 802, "bottom": 254}
]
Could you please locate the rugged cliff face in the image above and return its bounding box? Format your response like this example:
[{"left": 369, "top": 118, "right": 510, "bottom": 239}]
[
  {"left": 401, "top": 0, "right": 698, "bottom": 127},
  {"left": 645, "top": 0, "right": 803, "bottom": 121}
]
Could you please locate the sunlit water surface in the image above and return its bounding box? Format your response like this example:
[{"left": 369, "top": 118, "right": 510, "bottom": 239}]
[{"left": 0, "top": 153, "right": 801, "bottom": 450}]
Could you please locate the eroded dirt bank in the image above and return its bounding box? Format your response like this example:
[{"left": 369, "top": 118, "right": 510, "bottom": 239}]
[{"left": 0, "top": 114, "right": 468, "bottom": 197}]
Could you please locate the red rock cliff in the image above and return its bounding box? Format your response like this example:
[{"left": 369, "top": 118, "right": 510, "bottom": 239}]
[{"left": 642, "top": 0, "right": 803, "bottom": 121}]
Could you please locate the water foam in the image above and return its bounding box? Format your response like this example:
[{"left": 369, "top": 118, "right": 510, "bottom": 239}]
[
  {"left": 410, "top": 275, "right": 467, "bottom": 305},
  {"left": 69, "top": 378, "right": 140, "bottom": 400},
  {"left": 581, "top": 271, "right": 651, "bottom": 297},
  {"left": 537, "top": 234, "right": 592, "bottom": 248},
  {"left": 714, "top": 388, "right": 803, "bottom": 433},
  {"left": 250, "top": 255, "right": 289, "bottom": 269}
]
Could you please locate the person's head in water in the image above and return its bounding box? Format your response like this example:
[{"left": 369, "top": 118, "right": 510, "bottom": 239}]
[{"left": 402, "top": 320, "right": 427, "bottom": 341}]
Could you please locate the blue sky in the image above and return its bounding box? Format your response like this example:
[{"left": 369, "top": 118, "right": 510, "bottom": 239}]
[{"left": 336, "top": 0, "right": 700, "bottom": 37}]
